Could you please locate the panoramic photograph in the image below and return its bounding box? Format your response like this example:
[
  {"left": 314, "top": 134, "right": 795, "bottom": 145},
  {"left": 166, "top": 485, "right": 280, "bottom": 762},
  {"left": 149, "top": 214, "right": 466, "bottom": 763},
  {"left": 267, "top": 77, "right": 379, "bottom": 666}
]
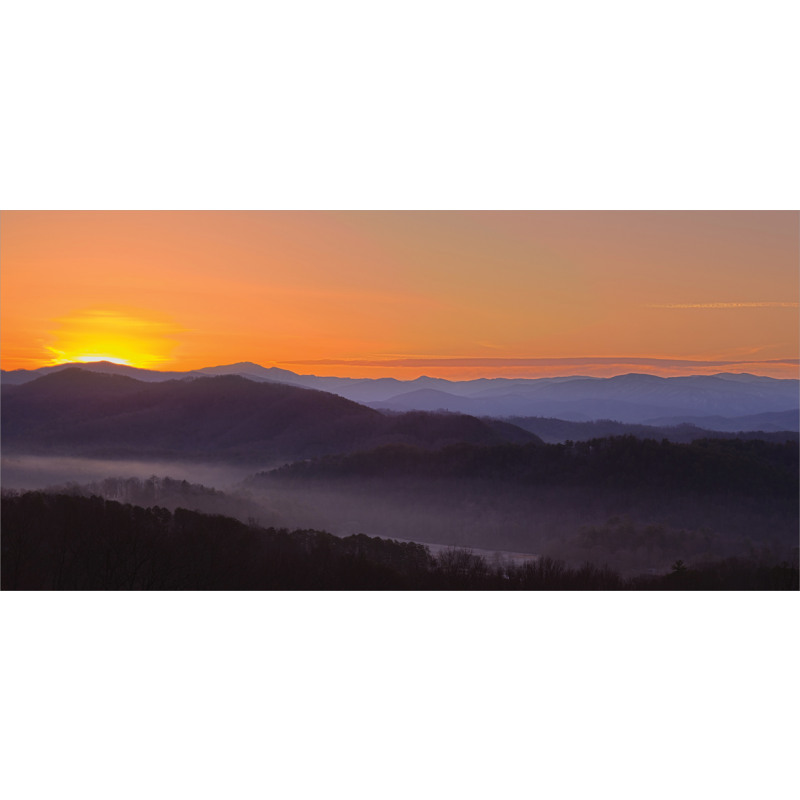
[
  {"left": 4, "top": 4, "right": 797, "bottom": 799},
  {"left": 2, "top": 210, "right": 798, "bottom": 590}
]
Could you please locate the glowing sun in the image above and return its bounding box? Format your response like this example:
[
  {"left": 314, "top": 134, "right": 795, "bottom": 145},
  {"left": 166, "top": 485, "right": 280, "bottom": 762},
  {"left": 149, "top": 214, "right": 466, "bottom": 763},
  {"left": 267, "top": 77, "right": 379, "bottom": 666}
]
[
  {"left": 46, "top": 308, "right": 181, "bottom": 369},
  {"left": 71, "top": 354, "right": 132, "bottom": 366}
]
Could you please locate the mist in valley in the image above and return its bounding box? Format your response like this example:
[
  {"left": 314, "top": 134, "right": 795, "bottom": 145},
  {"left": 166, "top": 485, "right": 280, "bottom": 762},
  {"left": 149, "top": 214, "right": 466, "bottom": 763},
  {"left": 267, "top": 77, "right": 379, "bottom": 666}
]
[
  {"left": 243, "top": 475, "right": 797, "bottom": 575},
  {"left": 1, "top": 457, "right": 545, "bottom": 564},
  {"left": 8, "top": 417, "right": 800, "bottom": 582},
  {"left": 0, "top": 456, "right": 622, "bottom": 568},
  {"left": 5, "top": 437, "right": 797, "bottom": 578},
  {"left": 1, "top": 454, "right": 268, "bottom": 493}
]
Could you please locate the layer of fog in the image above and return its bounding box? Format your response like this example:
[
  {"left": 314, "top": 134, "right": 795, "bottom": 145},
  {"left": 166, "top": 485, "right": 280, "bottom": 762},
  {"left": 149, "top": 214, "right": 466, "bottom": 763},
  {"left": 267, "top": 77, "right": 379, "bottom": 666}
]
[
  {"left": 242, "top": 477, "right": 799, "bottom": 575},
  {"left": 1, "top": 455, "right": 260, "bottom": 492},
  {"left": 1, "top": 455, "right": 544, "bottom": 564},
  {"left": 5, "top": 455, "right": 795, "bottom": 575}
]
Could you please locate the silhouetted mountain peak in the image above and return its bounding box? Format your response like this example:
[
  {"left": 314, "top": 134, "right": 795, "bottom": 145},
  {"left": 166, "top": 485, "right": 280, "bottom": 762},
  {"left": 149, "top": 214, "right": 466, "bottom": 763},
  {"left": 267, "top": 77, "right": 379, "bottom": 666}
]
[
  {"left": 27, "top": 367, "right": 143, "bottom": 390},
  {"left": 2, "top": 366, "right": 540, "bottom": 462},
  {"left": 207, "top": 361, "right": 276, "bottom": 374},
  {"left": 608, "top": 373, "right": 666, "bottom": 383}
]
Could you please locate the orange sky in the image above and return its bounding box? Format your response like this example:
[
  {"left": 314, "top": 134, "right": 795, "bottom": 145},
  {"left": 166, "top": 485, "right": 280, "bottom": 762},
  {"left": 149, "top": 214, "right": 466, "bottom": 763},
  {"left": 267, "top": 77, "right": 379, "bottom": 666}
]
[{"left": 1, "top": 211, "right": 798, "bottom": 379}]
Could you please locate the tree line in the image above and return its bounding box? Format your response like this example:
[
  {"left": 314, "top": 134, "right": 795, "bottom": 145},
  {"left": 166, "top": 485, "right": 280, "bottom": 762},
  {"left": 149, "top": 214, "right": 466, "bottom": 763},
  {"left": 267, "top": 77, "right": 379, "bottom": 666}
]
[{"left": 260, "top": 436, "right": 799, "bottom": 499}]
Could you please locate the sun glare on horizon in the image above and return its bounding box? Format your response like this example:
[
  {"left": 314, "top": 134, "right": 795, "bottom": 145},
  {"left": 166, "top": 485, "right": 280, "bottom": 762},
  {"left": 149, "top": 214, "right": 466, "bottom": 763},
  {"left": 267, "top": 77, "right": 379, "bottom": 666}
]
[
  {"left": 61, "top": 354, "right": 132, "bottom": 366},
  {"left": 41, "top": 308, "right": 182, "bottom": 370}
]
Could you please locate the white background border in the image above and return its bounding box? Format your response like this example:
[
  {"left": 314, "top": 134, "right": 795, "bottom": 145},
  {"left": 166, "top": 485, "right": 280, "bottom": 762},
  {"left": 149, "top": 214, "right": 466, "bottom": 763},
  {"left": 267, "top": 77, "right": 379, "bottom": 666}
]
[{"left": 2, "top": 2, "right": 798, "bottom": 798}]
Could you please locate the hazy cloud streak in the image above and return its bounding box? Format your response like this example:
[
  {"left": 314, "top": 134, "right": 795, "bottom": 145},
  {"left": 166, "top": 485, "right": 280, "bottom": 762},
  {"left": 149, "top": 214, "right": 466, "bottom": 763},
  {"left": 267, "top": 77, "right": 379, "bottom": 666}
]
[
  {"left": 648, "top": 302, "right": 799, "bottom": 309},
  {"left": 283, "top": 356, "right": 800, "bottom": 368}
]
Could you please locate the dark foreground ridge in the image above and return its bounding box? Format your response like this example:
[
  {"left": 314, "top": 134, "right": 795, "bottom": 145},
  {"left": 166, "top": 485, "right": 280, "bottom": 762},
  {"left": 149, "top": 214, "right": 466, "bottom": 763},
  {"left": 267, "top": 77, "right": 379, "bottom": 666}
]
[{"left": 3, "top": 492, "right": 797, "bottom": 590}]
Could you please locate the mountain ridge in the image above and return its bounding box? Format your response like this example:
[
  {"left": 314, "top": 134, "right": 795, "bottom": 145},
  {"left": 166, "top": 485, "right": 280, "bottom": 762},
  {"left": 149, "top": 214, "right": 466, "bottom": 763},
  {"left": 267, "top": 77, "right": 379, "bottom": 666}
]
[
  {"left": 2, "top": 360, "right": 797, "bottom": 426},
  {"left": 1, "top": 368, "right": 540, "bottom": 463}
]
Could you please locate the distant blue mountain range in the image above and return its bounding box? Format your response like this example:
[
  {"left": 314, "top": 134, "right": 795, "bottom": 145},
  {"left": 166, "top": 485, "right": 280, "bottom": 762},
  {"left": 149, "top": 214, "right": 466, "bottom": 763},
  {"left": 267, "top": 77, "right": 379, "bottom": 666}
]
[{"left": 2, "top": 360, "right": 798, "bottom": 428}]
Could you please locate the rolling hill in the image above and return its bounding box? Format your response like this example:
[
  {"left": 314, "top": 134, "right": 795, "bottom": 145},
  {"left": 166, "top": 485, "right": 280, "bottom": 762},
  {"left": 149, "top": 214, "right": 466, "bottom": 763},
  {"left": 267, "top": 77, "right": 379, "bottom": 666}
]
[{"left": 1, "top": 368, "right": 538, "bottom": 463}]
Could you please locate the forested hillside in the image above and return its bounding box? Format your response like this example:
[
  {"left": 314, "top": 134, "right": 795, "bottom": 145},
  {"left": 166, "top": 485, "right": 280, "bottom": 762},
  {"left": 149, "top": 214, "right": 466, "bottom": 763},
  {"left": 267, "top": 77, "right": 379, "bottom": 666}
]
[
  {"left": 1, "top": 369, "right": 537, "bottom": 462},
  {"left": 264, "top": 436, "right": 798, "bottom": 497},
  {"left": 3, "top": 492, "right": 796, "bottom": 590},
  {"left": 247, "top": 436, "right": 798, "bottom": 573},
  {"left": 504, "top": 415, "right": 799, "bottom": 444}
]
